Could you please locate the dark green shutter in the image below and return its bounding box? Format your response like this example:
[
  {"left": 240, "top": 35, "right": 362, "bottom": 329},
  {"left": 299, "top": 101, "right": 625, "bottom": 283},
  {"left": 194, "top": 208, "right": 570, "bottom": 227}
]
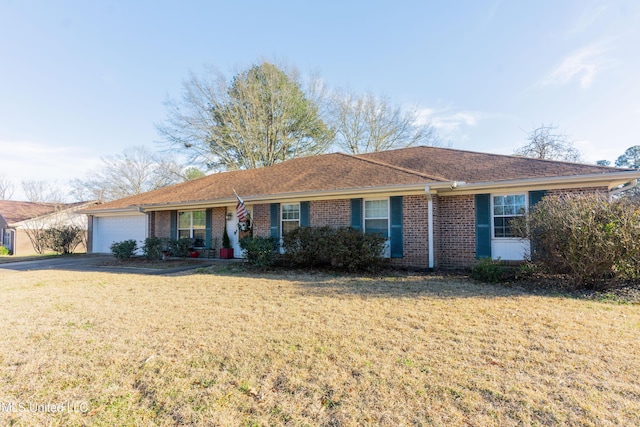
[
  {"left": 300, "top": 201, "right": 310, "bottom": 227},
  {"left": 390, "top": 196, "right": 403, "bottom": 258},
  {"left": 350, "top": 198, "right": 363, "bottom": 230},
  {"left": 529, "top": 190, "right": 547, "bottom": 209},
  {"left": 475, "top": 194, "right": 491, "bottom": 259},
  {"left": 270, "top": 203, "right": 279, "bottom": 239},
  {"left": 205, "top": 208, "right": 212, "bottom": 248},
  {"left": 170, "top": 210, "right": 177, "bottom": 239}
]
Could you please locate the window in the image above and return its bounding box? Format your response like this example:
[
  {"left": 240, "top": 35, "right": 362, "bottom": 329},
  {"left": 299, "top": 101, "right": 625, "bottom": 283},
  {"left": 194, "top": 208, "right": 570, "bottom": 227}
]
[
  {"left": 178, "top": 210, "right": 206, "bottom": 247},
  {"left": 492, "top": 194, "right": 526, "bottom": 238},
  {"left": 364, "top": 199, "right": 389, "bottom": 238},
  {"left": 281, "top": 204, "right": 300, "bottom": 235}
]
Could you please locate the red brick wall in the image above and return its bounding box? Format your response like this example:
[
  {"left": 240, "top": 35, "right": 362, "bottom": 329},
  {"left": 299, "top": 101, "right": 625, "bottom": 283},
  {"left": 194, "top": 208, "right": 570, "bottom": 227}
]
[
  {"left": 390, "top": 194, "right": 430, "bottom": 269},
  {"left": 153, "top": 211, "right": 173, "bottom": 238},
  {"left": 437, "top": 194, "right": 476, "bottom": 269},
  {"left": 547, "top": 186, "right": 609, "bottom": 197},
  {"left": 310, "top": 199, "right": 351, "bottom": 227},
  {"left": 252, "top": 204, "right": 272, "bottom": 238}
]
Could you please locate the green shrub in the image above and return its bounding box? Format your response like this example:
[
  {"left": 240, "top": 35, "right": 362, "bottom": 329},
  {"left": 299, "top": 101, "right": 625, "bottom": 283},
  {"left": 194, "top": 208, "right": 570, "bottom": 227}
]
[
  {"left": 0, "top": 245, "right": 9, "bottom": 256},
  {"left": 169, "top": 238, "right": 192, "bottom": 258},
  {"left": 281, "top": 226, "right": 333, "bottom": 267},
  {"left": 110, "top": 239, "right": 138, "bottom": 260},
  {"left": 471, "top": 257, "right": 504, "bottom": 283},
  {"left": 142, "top": 236, "right": 164, "bottom": 260},
  {"left": 282, "top": 226, "right": 386, "bottom": 272},
  {"left": 512, "top": 193, "right": 640, "bottom": 289},
  {"left": 239, "top": 237, "right": 276, "bottom": 268},
  {"left": 44, "top": 226, "right": 84, "bottom": 254}
]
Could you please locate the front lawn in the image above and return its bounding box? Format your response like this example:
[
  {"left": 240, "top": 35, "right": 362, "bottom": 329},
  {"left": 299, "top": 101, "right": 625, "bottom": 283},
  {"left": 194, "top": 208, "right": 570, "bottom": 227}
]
[{"left": 0, "top": 268, "right": 638, "bottom": 426}]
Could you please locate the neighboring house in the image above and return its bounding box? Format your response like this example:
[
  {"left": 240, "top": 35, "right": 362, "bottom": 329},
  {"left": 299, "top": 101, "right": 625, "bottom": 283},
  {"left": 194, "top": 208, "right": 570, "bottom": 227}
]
[
  {"left": 83, "top": 146, "right": 640, "bottom": 269},
  {"left": 0, "top": 200, "right": 97, "bottom": 256}
]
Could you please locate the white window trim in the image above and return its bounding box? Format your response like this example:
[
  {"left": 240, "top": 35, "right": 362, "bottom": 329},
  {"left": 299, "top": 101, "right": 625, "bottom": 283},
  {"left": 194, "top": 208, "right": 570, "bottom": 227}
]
[
  {"left": 280, "top": 203, "right": 300, "bottom": 239},
  {"left": 490, "top": 193, "right": 528, "bottom": 240},
  {"left": 177, "top": 210, "right": 206, "bottom": 246},
  {"left": 363, "top": 198, "right": 391, "bottom": 258}
]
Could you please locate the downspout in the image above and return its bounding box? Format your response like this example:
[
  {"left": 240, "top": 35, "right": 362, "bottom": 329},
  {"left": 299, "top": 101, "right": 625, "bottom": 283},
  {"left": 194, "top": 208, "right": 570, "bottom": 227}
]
[{"left": 425, "top": 186, "right": 434, "bottom": 270}]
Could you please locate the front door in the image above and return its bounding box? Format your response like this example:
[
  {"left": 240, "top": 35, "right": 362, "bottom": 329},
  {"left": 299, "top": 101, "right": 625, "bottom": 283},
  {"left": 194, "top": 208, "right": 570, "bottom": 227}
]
[{"left": 225, "top": 206, "right": 252, "bottom": 258}]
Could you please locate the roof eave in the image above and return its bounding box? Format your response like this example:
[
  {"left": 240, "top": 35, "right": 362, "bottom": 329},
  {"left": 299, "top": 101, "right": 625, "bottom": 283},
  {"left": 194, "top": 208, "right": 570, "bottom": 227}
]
[
  {"left": 124, "top": 182, "right": 455, "bottom": 212},
  {"left": 436, "top": 171, "right": 640, "bottom": 195}
]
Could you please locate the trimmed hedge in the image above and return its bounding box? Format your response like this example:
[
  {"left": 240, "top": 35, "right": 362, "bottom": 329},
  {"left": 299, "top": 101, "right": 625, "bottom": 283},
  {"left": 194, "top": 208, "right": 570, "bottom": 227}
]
[
  {"left": 110, "top": 239, "right": 138, "bottom": 260},
  {"left": 282, "top": 226, "right": 386, "bottom": 272},
  {"left": 239, "top": 236, "right": 277, "bottom": 268}
]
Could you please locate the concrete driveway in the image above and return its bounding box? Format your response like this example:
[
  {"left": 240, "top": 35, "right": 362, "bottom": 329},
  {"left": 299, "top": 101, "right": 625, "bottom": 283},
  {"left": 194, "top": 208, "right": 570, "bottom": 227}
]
[{"left": 0, "top": 254, "right": 222, "bottom": 275}]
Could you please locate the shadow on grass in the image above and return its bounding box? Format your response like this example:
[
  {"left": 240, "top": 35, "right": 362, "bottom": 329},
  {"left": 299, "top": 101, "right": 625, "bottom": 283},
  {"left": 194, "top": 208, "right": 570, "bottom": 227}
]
[{"left": 196, "top": 263, "right": 556, "bottom": 300}]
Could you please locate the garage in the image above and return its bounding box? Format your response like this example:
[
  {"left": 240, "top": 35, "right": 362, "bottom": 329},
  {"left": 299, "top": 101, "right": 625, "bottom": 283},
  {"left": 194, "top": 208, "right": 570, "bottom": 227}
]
[{"left": 92, "top": 214, "right": 147, "bottom": 254}]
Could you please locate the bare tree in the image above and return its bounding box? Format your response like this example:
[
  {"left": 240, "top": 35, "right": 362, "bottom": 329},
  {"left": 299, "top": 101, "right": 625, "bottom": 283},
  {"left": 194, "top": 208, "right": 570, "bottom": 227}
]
[
  {"left": 0, "top": 175, "right": 14, "bottom": 200},
  {"left": 156, "top": 61, "right": 333, "bottom": 171},
  {"left": 329, "top": 89, "right": 439, "bottom": 154},
  {"left": 514, "top": 124, "right": 582, "bottom": 162},
  {"left": 70, "top": 146, "right": 186, "bottom": 202},
  {"left": 21, "top": 180, "right": 65, "bottom": 203}
]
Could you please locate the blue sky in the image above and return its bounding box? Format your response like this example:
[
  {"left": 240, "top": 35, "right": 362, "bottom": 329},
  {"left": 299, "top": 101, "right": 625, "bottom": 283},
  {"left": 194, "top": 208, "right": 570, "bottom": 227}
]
[{"left": 1, "top": 1, "right": 639, "bottom": 199}]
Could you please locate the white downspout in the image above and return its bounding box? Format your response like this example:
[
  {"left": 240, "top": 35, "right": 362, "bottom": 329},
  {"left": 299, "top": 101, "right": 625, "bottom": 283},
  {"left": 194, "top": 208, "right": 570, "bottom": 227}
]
[{"left": 425, "top": 186, "right": 434, "bottom": 269}]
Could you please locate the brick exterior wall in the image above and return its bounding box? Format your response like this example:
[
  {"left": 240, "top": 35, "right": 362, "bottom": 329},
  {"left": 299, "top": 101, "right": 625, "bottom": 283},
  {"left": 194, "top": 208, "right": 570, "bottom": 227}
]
[
  {"left": 153, "top": 211, "right": 173, "bottom": 239},
  {"left": 252, "top": 204, "right": 272, "bottom": 238},
  {"left": 310, "top": 199, "right": 351, "bottom": 227},
  {"left": 547, "top": 186, "right": 609, "bottom": 197},
  {"left": 390, "top": 194, "right": 430, "bottom": 269},
  {"left": 437, "top": 194, "right": 476, "bottom": 270},
  {"left": 142, "top": 186, "right": 612, "bottom": 269}
]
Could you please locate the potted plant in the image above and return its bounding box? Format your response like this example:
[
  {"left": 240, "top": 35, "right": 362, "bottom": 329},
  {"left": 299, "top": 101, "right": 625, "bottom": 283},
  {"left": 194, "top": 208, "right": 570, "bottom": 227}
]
[{"left": 220, "top": 224, "right": 234, "bottom": 259}]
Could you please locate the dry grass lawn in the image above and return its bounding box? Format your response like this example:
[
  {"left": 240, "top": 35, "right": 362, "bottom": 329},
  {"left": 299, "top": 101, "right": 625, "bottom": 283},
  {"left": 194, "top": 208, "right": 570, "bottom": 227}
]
[{"left": 0, "top": 266, "right": 639, "bottom": 426}]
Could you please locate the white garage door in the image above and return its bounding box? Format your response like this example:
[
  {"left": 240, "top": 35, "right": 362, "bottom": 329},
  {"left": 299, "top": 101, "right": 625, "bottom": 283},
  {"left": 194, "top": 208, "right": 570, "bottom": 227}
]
[{"left": 93, "top": 215, "right": 147, "bottom": 253}]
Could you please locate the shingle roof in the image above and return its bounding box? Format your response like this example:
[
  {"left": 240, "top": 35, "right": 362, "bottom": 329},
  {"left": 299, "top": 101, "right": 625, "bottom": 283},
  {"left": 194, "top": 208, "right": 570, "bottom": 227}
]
[
  {"left": 0, "top": 201, "right": 91, "bottom": 225},
  {"left": 89, "top": 152, "right": 444, "bottom": 210},
  {"left": 357, "top": 146, "right": 626, "bottom": 182},
  {"left": 87, "top": 146, "right": 637, "bottom": 212}
]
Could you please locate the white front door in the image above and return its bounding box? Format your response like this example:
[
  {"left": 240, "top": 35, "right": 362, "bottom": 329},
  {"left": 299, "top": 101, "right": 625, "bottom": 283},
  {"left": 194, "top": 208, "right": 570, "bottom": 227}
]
[{"left": 225, "top": 206, "right": 252, "bottom": 258}]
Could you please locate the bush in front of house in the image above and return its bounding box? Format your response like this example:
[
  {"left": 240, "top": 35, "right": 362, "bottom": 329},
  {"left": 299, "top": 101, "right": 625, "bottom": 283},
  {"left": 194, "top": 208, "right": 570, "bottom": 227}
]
[
  {"left": 239, "top": 236, "right": 277, "bottom": 268},
  {"left": 471, "top": 257, "right": 504, "bottom": 283},
  {"left": 110, "top": 239, "right": 138, "bottom": 260},
  {"left": 512, "top": 193, "right": 640, "bottom": 289},
  {"left": 169, "top": 238, "right": 192, "bottom": 258},
  {"left": 282, "top": 226, "right": 386, "bottom": 271},
  {"left": 142, "top": 236, "right": 164, "bottom": 260},
  {"left": 44, "top": 226, "right": 84, "bottom": 254},
  {"left": 0, "top": 245, "right": 9, "bottom": 256}
]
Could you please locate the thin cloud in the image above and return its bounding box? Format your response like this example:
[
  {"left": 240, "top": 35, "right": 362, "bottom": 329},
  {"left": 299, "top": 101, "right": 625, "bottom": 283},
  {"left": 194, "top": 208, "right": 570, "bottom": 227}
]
[
  {"left": 542, "top": 43, "right": 611, "bottom": 89},
  {"left": 417, "top": 108, "right": 480, "bottom": 132}
]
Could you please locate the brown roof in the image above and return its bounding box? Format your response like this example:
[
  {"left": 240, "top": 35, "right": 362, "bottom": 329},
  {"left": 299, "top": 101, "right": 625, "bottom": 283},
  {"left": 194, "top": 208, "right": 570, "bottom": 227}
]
[
  {"left": 357, "top": 146, "right": 627, "bottom": 182},
  {"left": 0, "top": 201, "right": 92, "bottom": 225},
  {"left": 88, "top": 146, "right": 638, "bottom": 212},
  {"left": 89, "top": 153, "right": 444, "bottom": 210}
]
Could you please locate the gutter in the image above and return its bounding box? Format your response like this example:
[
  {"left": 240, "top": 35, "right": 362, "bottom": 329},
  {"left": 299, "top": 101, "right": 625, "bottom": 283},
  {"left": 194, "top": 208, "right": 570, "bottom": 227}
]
[{"left": 436, "top": 171, "right": 640, "bottom": 195}]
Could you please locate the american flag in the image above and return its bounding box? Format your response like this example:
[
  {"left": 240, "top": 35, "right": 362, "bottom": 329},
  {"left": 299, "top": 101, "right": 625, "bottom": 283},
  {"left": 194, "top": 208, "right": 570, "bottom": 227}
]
[{"left": 234, "top": 190, "right": 249, "bottom": 223}]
